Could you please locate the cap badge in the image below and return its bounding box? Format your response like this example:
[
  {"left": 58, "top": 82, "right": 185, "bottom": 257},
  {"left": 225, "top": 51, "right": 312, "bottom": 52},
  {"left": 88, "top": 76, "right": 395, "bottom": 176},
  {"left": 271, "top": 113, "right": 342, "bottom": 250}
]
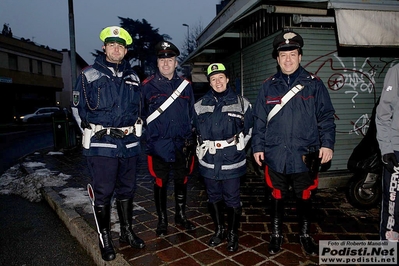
[
  {"left": 283, "top": 32, "right": 297, "bottom": 43},
  {"left": 211, "top": 65, "right": 218, "bottom": 71},
  {"left": 161, "top": 42, "right": 170, "bottom": 50},
  {"left": 113, "top": 28, "right": 119, "bottom": 36}
]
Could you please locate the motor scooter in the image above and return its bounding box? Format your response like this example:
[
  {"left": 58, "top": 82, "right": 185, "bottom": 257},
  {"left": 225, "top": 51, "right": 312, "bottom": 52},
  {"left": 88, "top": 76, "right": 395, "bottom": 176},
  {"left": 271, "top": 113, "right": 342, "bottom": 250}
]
[{"left": 346, "top": 100, "right": 382, "bottom": 210}]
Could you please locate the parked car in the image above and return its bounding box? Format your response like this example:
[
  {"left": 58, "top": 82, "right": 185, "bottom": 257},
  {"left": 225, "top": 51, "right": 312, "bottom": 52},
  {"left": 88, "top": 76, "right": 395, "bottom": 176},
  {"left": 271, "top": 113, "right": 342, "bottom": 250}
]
[{"left": 18, "top": 107, "right": 61, "bottom": 123}]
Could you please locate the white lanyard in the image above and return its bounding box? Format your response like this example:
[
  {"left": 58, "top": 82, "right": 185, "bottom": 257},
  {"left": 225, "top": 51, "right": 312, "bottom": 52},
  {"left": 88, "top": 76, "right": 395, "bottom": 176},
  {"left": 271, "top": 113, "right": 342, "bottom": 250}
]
[
  {"left": 267, "top": 84, "right": 304, "bottom": 123},
  {"left": 146, "top": 80, "right": 189, "bottom": 125}
]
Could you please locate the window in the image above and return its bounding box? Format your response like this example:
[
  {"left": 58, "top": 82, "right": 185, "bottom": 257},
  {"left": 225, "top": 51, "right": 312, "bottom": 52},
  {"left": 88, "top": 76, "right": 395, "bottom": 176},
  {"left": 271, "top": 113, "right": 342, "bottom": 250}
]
[
  {"left": 29, "top": 59, "right": 33, "bottom": 73},
  {"left": 37, "top": 60, "right": 42, "bottom": 74},
  {"left": 51, "top": 64, "right": 56, "bottom": 76},
  {"left": 8, "top": 54, "right": 18, "bottom": 70}
]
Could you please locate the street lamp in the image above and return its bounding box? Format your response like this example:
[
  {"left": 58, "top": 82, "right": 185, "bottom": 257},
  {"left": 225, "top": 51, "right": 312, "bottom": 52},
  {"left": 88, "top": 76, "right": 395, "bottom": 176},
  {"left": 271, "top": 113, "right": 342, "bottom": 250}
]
[{"left": 182, "top": 23, "right": 190, "bottom": 51}]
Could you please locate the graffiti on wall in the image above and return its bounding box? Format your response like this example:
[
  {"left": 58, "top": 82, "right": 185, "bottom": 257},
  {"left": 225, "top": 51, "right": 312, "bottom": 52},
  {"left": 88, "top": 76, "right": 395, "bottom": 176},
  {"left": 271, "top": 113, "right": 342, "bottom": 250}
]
[{"left": 304, "top": 52, "right": 399, "bottom": 136}]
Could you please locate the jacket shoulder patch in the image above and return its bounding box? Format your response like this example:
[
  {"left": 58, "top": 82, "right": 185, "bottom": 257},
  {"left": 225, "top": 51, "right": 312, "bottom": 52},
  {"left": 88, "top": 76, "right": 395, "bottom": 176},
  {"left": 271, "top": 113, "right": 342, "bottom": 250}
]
[{"left": 83, "top": 67, "right": 104, "bottom": 83}]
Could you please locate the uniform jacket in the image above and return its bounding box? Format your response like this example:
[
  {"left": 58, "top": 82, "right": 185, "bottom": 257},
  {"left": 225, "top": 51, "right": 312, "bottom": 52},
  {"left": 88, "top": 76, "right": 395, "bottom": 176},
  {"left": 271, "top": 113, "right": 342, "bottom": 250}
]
[
  {"left": 142, "top": 70, "right": 195, "bottom": 162},
  {"left": 252, "top": 65, "right": 335, "bottom": 174},
  {"left": 376, "top": 63, "right": 399, "bottom": 156},
  {"left": 71, "top": 54, "right": 142, "bottom": 158},
  {"left": 194, "top": 87, "right": 253, "bottom": 180}
]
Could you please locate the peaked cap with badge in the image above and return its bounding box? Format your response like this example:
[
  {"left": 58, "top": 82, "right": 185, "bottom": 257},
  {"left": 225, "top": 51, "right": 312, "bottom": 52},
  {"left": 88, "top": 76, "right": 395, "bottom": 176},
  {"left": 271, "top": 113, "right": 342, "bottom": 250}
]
[
  {"left": 273, "top": 30, "right": 304, "bottom": 51},
  {"left": 99, "top": 26, "right": 132, "bottom": 46},
  {"left": 155, "top": 41, "right": 180, "bottom": 58},
  {"left": 207, "top": 63, "right": 227, "bottom": 78}
]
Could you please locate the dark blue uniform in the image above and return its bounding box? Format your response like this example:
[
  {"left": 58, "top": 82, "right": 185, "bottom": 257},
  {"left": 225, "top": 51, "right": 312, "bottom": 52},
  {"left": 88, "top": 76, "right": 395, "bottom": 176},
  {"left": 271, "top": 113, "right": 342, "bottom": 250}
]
[
  {"left": 142, "top": 70, "right": 195, "bottom": 186},
  {"left": 252, "top": 66, "right": 335, "bottom": 199},
  {"left": 142, "top": 67, "right": 196, "bottom": 235},
  {"left": 72, "top": 54, "right": 142, "bottom": 205},
  {"left": 194, "top": 87, "right": 253, "bottom": 207},
  {"left": 72, "top": 27, "right": 145, "bottom": 261}
]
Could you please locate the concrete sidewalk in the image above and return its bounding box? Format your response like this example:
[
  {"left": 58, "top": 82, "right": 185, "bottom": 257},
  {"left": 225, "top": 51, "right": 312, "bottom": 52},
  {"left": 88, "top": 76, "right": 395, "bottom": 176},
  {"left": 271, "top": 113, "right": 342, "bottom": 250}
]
[{"left": 23, "top": 146, "right": 380, "bottom": 266}]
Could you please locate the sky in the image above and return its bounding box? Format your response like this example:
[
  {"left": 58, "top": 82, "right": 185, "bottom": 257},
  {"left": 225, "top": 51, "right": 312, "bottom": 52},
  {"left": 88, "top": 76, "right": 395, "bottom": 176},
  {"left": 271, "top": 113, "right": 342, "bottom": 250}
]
[{"left": 0, "top": 0, "right": 220, "bottom": 64}]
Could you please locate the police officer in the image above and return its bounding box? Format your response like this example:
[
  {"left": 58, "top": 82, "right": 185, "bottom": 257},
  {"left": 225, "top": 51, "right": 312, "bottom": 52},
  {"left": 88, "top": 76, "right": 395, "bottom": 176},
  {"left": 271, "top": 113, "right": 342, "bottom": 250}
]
[
  {"left": 252, "top": 30, "right": 335, "bottom": 256},
  {"left": 72, "top": 26, "right": 145, "bottom": 261},
  {"left": 194, "top": 63, "right": 253, "bottom": 252},
  {"left": 142, "top": 40, "right": 196, "bottom": 236}
]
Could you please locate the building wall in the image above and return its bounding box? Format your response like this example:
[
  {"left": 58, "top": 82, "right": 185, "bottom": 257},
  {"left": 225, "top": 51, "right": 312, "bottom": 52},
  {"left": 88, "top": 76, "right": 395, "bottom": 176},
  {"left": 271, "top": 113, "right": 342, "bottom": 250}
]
[
  {"left": 0, "top": 34, "right": 63, "bottom": 122},
  {"left": 224, "top": 27, "right": 399, "bottom": 171}
]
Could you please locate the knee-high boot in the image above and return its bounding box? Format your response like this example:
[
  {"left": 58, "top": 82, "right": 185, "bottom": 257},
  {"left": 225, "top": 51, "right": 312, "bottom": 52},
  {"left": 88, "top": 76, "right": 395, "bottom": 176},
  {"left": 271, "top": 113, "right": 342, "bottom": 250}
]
[
  {"left": 116, "top": 199, "right": 145, "bottom": 249},
  {"left": 174, "top": 183, "right": 196, "bottom": 230},
  {"left": 226, "top": 206, "right": 241, "bottom": 252},
  {"left": 154, "top": 184, "right": 168, "bottom": 236},
  {"left": 94, "top": 205, "right": 116, "bottom": 261},
  {"left": 297, "top": 198, "right": 318, "bottom": 256},
  {"left": 268, "top": 197, "right": 284, "bottom": 254},
  {"left": 208, "top": 201, "right": 226, "bottom": 246}
]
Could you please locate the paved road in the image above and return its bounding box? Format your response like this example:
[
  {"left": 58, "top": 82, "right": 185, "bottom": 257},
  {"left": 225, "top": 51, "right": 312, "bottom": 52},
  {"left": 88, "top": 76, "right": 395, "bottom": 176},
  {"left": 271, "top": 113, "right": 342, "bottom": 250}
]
[
  {"left": 0, "top": 194, "right": 96, "bottom": 266},
  {"left": 0, "top": 123, "right": 95, "bottom": 266}
]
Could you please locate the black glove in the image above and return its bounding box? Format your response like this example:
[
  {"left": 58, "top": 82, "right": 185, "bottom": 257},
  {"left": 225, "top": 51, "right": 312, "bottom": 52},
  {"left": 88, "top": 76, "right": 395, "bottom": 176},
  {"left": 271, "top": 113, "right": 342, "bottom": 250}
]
[
  {"left": 382, "top": 153, "right": 399, "bottom": 174},
  {"left": 110, "top": 128, "right": 125, "bottom": 139},
  {"left": 81, "top": 120, "right": 92, "bottom": 129},
  {"left": 94, "top": 129, "right": 107, "bottom": 139}
]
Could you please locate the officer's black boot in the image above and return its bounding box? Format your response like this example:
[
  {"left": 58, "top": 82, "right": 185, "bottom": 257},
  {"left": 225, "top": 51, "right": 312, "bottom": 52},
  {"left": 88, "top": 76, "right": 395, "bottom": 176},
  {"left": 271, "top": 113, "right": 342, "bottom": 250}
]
[
  {"left": 226, "top": 206, "right": 241, "bottom": 252},
  {"left": 174, "top": 183, "right": 196, "bottom": 230},
  {"left": 94, "top": 205, "right": 116, "bottom": 261},
  {"left": 297, "top": 198, "right": 318, "bottom": 256},
  {"left": 154, "top": 184, "right": 168, "bottom": 236},
  {"left": 208, "top": 201, "right": 226, "bottom": 247},
  {"left": 116, "top": 199, "right": 145, "bottom": 249},
  {"left": 268, "top": 197, "right": 284, "bottom": 255}
]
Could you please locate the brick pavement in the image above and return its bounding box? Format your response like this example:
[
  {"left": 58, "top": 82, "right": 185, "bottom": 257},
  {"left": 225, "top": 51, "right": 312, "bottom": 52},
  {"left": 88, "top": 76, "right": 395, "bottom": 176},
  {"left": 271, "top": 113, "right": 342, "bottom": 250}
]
[{"left": 24, "top": 146, "right": 381, "bottom": 266}]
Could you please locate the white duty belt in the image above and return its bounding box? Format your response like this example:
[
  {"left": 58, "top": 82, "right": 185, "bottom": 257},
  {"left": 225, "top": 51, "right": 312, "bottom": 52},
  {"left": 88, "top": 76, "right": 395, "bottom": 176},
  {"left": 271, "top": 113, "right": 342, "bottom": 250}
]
[
  {"left": 196, "top": 133, "right": 245, "bottom": 160},
  {"left": 267, "top": 84, "right": 304, "bottom": 123},
  {"left": 89, "top": 123, "right": 134, "bottom": 136},
  {"left": 204, "top": 139, "right": 237, "bottom": 150},
  {"left": 146, "top": 80, "right": 189, "bottom": 125}
]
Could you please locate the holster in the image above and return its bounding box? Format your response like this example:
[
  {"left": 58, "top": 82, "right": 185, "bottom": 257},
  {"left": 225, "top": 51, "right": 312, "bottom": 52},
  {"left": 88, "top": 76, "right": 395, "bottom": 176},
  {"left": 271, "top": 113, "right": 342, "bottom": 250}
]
[
  {"left": 82, "top": 128, "right": 94, "bottom": 149},
  {"left": 303, "top": 147, "right": 321, "bottom": 179},
  {"left": 196, "top": 144, "right": 208, "bottom": 160},
  {"left": 183, "top": 139, "right": 195, "bottom": 170}
]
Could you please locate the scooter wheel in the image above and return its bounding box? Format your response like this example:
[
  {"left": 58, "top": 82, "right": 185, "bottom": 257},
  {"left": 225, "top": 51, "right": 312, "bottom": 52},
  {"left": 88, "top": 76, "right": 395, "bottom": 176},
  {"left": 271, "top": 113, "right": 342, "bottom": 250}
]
[{"left": 346, "top": 173, "right": 381, "bottom": 210}]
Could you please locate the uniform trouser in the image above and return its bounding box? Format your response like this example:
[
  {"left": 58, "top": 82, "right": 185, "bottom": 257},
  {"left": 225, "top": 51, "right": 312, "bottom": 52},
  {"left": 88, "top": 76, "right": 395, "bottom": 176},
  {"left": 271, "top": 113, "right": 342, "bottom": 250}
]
[
  {"left": 203, "top": 177, "right": 241, "bottom": 208},
  {"left": 380, "top": 150, "right": 399, "bottom": 241},
  {"left": 265, "top": 166, "right": 318, "bottom": 239},
  {"left": 147, "top": 151, "right": 191, "bottom": 187},
  {"left": 265, "top": 166, "right": 318, "bottom": 200},
  {"left": 87, "top": 156, "right": 139, "bottom": 206}
]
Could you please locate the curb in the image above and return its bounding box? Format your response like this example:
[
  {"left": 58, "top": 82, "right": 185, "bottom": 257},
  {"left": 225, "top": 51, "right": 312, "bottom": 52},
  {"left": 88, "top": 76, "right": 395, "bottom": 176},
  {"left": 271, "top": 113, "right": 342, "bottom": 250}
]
[{"left": 41, "top": 187, "right": 130, "bottom": 266}]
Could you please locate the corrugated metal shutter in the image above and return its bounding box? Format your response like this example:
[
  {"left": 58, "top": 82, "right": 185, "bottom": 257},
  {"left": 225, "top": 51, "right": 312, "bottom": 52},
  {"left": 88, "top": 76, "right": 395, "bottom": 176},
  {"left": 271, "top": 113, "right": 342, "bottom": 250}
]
[{"left": 229, "top": 27, "right": 398, "bottom": 171}]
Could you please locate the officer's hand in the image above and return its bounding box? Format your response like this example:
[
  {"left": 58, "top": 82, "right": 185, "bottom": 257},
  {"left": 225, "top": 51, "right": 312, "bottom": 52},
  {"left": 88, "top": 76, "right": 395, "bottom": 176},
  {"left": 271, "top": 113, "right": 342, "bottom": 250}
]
[
  {"left": 110, "top": 128, "right": 125, "bottom": 139},
  {"left": 382, "top": 153, "right": 399, "bottom": 174},
  {"left": 94, "top": 129, "right": 107, "bottom": 139},
  {"left": 253, "top": 152, "right": 264, "bottom": 167},
  {"left": 81, "top": 120, "right": 92, "bottom": 129}
]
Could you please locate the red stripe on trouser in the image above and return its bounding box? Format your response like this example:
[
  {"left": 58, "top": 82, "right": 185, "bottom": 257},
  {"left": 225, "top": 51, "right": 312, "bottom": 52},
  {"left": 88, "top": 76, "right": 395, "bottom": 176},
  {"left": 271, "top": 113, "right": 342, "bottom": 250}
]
[
  {"left": 302, "top": 175, "right": 319, "bottom": 200},
  {"left": 264, "top": 165, "right": 282, "bottom": 199},
  {"left": 147, "top": 155, "right": 163, "bottom": 187},
  {"left": 183, "top": 155, "right": 195, "bottom": 184}
]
